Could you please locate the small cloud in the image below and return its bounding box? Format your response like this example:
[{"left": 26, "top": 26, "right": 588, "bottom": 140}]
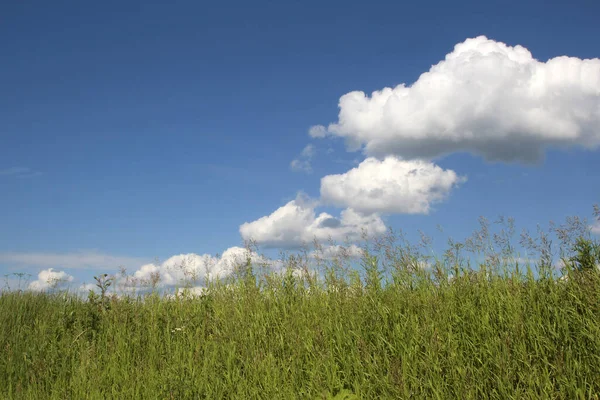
[
  {"left": 29, "top": 268, "right": 74, "bottom": 291},
  {"left": 308, "top": 125, "right": 328, "bottom": 138},
  {"left": 320, "top": 156, "right": 466, "bottom": 215},
  {"left": 290, "top": 159, "right": 313, "bottom": 173},
  {"left": 239, "top": 193, "right": 386, "bottom": 248},
  {"left": 301, "top": 144, "right": 315, "bottom": 158},
  {"left": 0, "top": 167, "right": 41, "bottom": 178},
  {"left": 290, "top": 144, "right": 316, "bottom": 174}
]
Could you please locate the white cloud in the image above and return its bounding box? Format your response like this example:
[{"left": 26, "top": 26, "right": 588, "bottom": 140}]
[
  {"left": 239, "top": 193, "right": 386, "bottom": 248},
  {"left": 28, "top": 268, "right": 74, "bottom": 291},
  {"left": 131, "top": 247, "right": 264, "bottom": 287},
  {"left": 0, "top": 250, "right": 149, "bottom": 270},
  {"left": 317, "top": 36, "right": 600, "bottom": 163},
  {"left": 290, "top": 159, "right": 312, "bottom": 173},
  {"left": 309, "top": 125, "right": 328, "bottom": 138},
  {"left": 290, "top": 144, "right": 316, "bottom": 173},
  {"left": 301, "top": 144, "right": 316, "bottom": 158},
  {"left": 320, "top": 156, "right": 465, "bottom": 214}
]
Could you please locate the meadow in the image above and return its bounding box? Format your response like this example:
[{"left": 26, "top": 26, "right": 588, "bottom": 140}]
[{"left": 1, "top": 212, "right": 599, "bottom": 399}]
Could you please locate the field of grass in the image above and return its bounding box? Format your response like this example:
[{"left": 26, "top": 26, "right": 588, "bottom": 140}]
[{"left": 2, "top": 215, "right": 600, "bottom": 399}]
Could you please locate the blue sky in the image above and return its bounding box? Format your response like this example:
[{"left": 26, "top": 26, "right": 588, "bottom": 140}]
[{"left": 1, "top": 0, "right": 599, "bottom": 291}]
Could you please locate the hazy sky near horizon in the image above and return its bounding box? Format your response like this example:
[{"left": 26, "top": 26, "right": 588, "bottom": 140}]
[{"left": 1, "top": 0, "right": 599, "bottom": 291}]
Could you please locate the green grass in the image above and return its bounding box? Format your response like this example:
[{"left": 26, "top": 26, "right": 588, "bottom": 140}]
[{"left": 2, "top": 217, "right": 600, "bottom": 399}]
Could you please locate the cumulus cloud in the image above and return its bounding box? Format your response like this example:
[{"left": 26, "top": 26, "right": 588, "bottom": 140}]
[
  {"left": 315, "top": 36, "right": 600, "bottom": 163},
  {"left": 290, "top": 144, "right": 316, "bottom": 173},
  {"left": 131, "top": 247, "right": 264, "bottom": 287},
  {"left": 29, "top": 268, "right": 74, "bottom": 291},
  {"left": 320, "top": 156, "right": 465, "bottom": 214},
  {"left": 239, "top": 194, "right": 386, "bottom": 248},
  {"left": 0, "top": 250, "right": 148, "bottom": 270}
]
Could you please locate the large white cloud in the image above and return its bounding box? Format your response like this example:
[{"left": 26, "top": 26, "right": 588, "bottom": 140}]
[
  {"left": 29, "top": 268, "right": 74, "bottom": 291},
  {"left": 312, "top": 35, "right": 600, "bottom": 163},
  {"left": 320, "top": 156, "right": 465, "bottom": 214},
  {"left": 132, "top": 247, "right": 264, "bottom": 287},
  {"left": 239, "top": 194, "right": 386, "bottom": 248}
]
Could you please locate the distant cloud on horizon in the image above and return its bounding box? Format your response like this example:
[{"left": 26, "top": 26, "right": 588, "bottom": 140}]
[
  {"left": 28, "top": 268, "right": 74, "bottom": 291},
  {"left": 130, "top": 246, "right": 265, "bottom": 287}
]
